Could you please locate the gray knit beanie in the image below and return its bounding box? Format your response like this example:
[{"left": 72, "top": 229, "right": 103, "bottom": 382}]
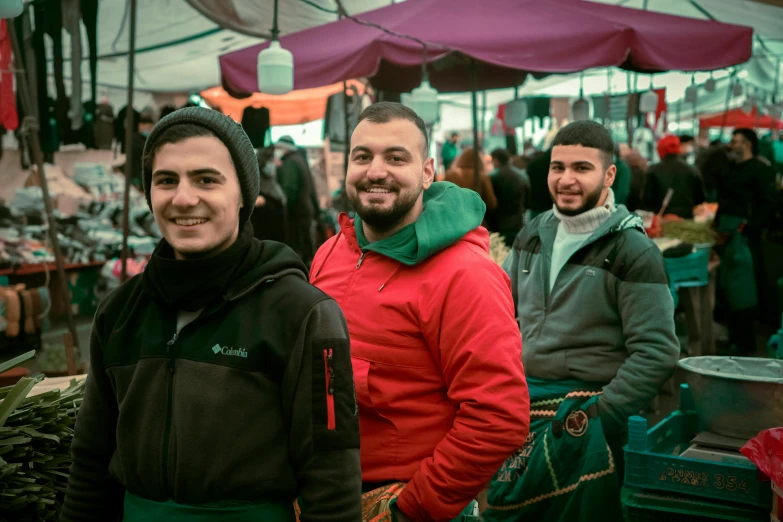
[{"left": 142, "top": 107, "right": 260, "bottom": 226}]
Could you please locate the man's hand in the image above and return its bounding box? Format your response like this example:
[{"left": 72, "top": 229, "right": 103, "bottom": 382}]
[{"left": 255, "top": 195, "right": 266, "bottom": 207}]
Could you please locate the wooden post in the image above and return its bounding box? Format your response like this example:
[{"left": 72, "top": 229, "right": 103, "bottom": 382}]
[
  {"left": 7, "top": 21, "right": 80, "bottom": 353},
  {"left": 120, "top": 0, "right": 138, "bottom": 282},
  {"left": 63, "top": 332, "right": 77, "bottom": 377}
]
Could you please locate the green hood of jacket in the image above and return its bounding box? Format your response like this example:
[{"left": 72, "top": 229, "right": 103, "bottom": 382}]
[{"left": 354, "top": 181, "right": 485, "bottom": 266}]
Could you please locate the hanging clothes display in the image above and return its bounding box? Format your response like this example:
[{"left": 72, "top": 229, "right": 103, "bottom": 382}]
[
  {"left": 32, "top": 3, "right": 59, "bottom": 157},
  {"left": 115, "top": 105, "right": 140, "bottom": 154},
  {"left": 0, "top": 20, "right": 19, "bottom": 131},
  {"left": 524, "top": 96, "right": 551, "bottom": 123},
  {"left": 62, "top": 0, "right": 82, "bottom": 131},
  {"left": 81, "top": 0, "right": 98, "bottom": 147},
  {"left": 241, "top": 105, "right": 270, "bottom": 148},
  {"left": 93, "top": 102, "right": 115, "bottom": 150},
  {"left": 322, "top": 92, "right": 363, "bottom": 147}
]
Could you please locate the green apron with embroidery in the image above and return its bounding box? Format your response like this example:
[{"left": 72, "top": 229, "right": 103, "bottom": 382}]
[{"left": 484, "top": 378, "right": 623, "bottom": 522}]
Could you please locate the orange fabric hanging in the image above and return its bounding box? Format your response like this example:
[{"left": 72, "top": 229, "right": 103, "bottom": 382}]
[{"left": 201, "top": 80, "right": 364, "bottom": 126}]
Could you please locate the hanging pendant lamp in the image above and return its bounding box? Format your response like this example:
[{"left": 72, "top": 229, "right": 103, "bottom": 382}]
[
  {"left": 704, "top": 72, "right": 716, "bottom": 93},
  {"left": 639, "top": 75, "right": 658, "bottom": 113},
  {"left": 405, "top": 45, "right": 439, "bottom": 125},
  {"left": 257, "top": 0, "right": 293, "bottom": 95},
  {"left": 0, "top": 0, "right": 23, "bottom": 18},
  {"left": 571, "top": 72, "right": 589, "bottom": 121}
]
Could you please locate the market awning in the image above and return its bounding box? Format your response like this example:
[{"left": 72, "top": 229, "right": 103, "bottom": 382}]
[
  {"left": 219, "top": 0, "right": 753, "bottom": 95},
  {"left": 699, "top": 107, "right": 783, "bottom": 130}
]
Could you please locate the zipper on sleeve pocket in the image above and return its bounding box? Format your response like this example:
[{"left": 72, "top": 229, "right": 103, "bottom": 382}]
[{"left": 323, "top": 348, "right": 336, "bottom": 430}]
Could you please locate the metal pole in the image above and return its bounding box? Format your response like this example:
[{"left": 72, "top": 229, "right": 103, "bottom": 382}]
[
  {"left": 343, "top": 80, "right": 350, "bottom": 184},
  {"left": 121, "top": 0, "right": 138, "bottom": 282},
  {"left": 8, "top": 22, "right": 80, "bottom": 352},
  {"left": 469, "top": 61, "right": 481, "bottom": 193},
  {"left": 720, "top": 73, "right": 734, "bottom": 139}
]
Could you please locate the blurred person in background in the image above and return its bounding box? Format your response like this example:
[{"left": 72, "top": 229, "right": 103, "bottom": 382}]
[
  {"left": 441, "top": 131, "right": 461, "bottom": 171},
  {"left": 679, "top": 134, "right": 697, "bottom": 165},
  {"left": 643, "top": 134, "right": 705, "bottom": 219},
  {"left": 714, "top": 128, "right": 778, "bottom": 354},
  {"left": 250, "top": 147, "right": 287, "bottom": 243},
  {"left": 525, "top": 149, "right": 554, "bottom": 220},
  {"left": 489, "top": 148, "right": 531, "bottom": 247},
  {"left": 612, "top": 145, "right": 632, "bottom": 207},
  {"left": 622, "top": 148, "right": 649, "bottom": 212},
  {"left": 696, "top": 139, "right": 731, "bottom": 202},
  {"left": 276, "top": 135, "right": 320, "bottom": 266},
  {"left": 445, "top": 148, "right": 498, "bottom": 216}
]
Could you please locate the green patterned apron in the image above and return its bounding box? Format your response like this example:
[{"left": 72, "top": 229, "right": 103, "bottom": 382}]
[{"left": 484, "top": 377, "right": 623, "bottom": 522}]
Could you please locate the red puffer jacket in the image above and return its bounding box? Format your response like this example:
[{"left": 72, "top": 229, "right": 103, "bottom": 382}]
[{"left": 311, "top": 215, "right": 529, "bottom": 521}]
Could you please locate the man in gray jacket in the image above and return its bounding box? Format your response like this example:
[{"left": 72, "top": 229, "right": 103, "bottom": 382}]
[{"left": 485, "top": 121, "right": 679, "bottom": 522}]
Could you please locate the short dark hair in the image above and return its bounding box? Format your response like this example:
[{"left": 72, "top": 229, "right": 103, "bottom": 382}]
[
  {"left": 491, "top": 148, "right": 511, "bottom": 166},
  {"left": 450, "top": 131, "right": 460, "bottom": 138},
  {"left": 552, "top": 120, "right": 614, "bottom": 167},
  {"left": 733, "top": 128, "right": 759, "bottom": 155},
  {"left": 143, "top": 123, "right": 228, "bottom": 172},
  {"left": 679, "top": 134, "right": 695, "bottom": 145},
  {"left": 357, "top": 102, "right": 429, "bottom": 158}
]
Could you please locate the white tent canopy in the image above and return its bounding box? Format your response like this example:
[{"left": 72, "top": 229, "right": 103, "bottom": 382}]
[{"left": 49, "top": 0, "right": 390, "bottom": 95}]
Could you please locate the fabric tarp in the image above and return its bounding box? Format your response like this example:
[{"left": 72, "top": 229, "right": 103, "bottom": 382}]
[
  {"left": 699, "top": 107, "right": 783, "bottom": 130},
  {"left": 219, "top": 0, "right": 753, "bottom": 95},
  {"left": 200, "top": 80, "right": 365, "bottom": 126}
]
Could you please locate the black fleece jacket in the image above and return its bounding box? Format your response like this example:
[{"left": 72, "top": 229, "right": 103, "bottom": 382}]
[{"left": 60, "top": 241, "right": 361, "bottom": 521}]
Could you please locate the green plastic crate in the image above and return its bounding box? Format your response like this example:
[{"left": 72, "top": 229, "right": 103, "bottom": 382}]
[
  {"left": 665, "top": 248, "right": 710, "bottom": 288},
  {"left": 623, "top": 487, "right": 768, "bottom": 522},
  {"left": 624, "top": 385, "right": 772, "bottom": 509}
]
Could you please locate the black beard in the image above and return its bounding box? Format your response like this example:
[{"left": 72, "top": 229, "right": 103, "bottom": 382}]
[
  {"left": 552, "top": 184, "right": 604, "bottom": 217},
  {"left": 349, "top": 181, "right": 422, "bottom": 234}
]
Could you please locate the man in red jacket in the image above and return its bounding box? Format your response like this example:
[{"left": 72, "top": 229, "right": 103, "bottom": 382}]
[{"left": 311, "top": 102, "right": 530, "bottom": 522}]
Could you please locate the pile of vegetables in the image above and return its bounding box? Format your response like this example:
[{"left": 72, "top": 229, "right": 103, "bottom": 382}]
[
  {"left": 0, "top": 376, "right": 84, "bottom": 521},
  {"left": 661, "top": 220, "right": 719, "bottom": 246},
  {"left": 489, "top": 232, "right": 511, "bottom": 267}
]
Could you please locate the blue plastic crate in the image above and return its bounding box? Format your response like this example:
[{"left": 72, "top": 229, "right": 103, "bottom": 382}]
[{"left": 624, "top": 385, "right": 772, "bottom": 509}]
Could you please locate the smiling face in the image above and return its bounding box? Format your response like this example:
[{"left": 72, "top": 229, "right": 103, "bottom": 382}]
[
  {"left": 548, "top": 145, "right": 616, "bottom": 216},
  {"left": 150, "top": 136, "right": 242, "bottom": 259},
  {"left": 346, "top": 118, "right": 434, "bottom": 239}
]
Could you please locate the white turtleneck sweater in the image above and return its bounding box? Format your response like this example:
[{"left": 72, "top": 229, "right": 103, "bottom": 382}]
[{"left": 549, "top": 189, "right": 616, "bottom": 293}]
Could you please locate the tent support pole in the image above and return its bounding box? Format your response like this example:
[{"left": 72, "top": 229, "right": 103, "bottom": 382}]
[
  {"left": 121, "top": 0, "right": 138, "bottom": 282},
  {"left": 470, "top": 61, "right": 481, "bottom": 193},
  {"left": 720, "top": 71, "right": 734, "bottom": 139},
  {"left": 343, "top": 80, "right": 350, "bottom": 183},
  {"left": 8, "top": 21, "right": 80, "bottom": 353}
]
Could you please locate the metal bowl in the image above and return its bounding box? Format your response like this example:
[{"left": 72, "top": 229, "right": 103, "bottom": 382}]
[{"left": 678, "top": 356, "right": 783, "bottom": 440}]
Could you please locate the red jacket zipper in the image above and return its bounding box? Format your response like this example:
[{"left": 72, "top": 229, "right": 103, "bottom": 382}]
[{"left": 323, "top": 348, "right": 336, "bottom": 430}]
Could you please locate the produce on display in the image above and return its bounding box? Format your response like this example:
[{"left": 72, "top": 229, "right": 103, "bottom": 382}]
[
  {"left": 661, "top": 220, "right": 719, "bottom": 246},
  {"left": 0, "top": 375, "right": 85, "bottom": 521},
  {"left": 489, "top": 232, "right": 510, "bottom": 267}
]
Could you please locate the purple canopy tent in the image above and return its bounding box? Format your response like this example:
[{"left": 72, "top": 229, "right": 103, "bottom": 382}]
[
  {"left": 220, "top": 0, "right": 753, "bottom": 189},
  {"left": 220, "top": 0, "right": 753, "bottom": 94}
]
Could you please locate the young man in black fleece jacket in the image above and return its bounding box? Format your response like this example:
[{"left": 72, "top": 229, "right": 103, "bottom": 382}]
[{"left": 60, "top": 107, "right": 362, "bottom": 522}]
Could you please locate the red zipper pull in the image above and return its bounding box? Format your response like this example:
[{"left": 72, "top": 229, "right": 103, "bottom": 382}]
[{"left": 323, "top": 348, "right": 336, "bottom": 430}]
